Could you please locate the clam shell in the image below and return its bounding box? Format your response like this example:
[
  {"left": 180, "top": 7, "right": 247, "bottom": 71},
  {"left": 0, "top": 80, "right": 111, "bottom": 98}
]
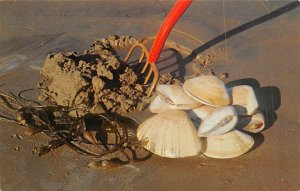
[
  {"left": 149, "top": 95, "right": 173, "bottom": 113},
  {"left": 228, "top": 85, "right": 258, "bottom": 115},
  {"left": 183, "top": 75, "right": 231, "bottom": 107},
  {"left": 236, "top": 111, "right": 265, "bottom": 133},
  {"left": 203, "top": 130, "right": 254, "bottom": 159},
  {"left": 198, "top": 106, "right": 238, "bottom": 137},
  {"left": 188, "top": 105, "right": 216, "bottom": 128},
  {"left": 190, "top": 105, "right": 216, "bottom": 120},
  {"left": 151, "top": 84, "right": 202, "bottom": 110},
  {"left": 137, "top": 110, "right": 202, "bottom": 158},
  {"left": 149, "top": 84, "right": 202, "bottom": 113}
]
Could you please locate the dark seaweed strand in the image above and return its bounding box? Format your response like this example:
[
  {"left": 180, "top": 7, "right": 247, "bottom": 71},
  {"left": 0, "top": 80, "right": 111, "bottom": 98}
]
[
  {"left": 0, "top": 94, "right": 20, "bottom": 110},
  {"left": 17, "top": 88, "right": 43, "bottom": 106}
]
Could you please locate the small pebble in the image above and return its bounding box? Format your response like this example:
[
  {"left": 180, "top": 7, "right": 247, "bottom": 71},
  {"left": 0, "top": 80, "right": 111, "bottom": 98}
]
[
  {"left": 17, "top": 134, "right": 24, "bottom": 140},
  {"left": 11, "top": 134, "right": 24, "bottom": 140},
  {"left": 32, "top": 147, "right": 38, "bottom": 154}
]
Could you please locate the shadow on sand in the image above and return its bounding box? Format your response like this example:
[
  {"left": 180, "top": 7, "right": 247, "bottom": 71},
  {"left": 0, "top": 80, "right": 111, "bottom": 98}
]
[
  {"left": 146, "top": 1, "right": 300, "bottom": 79},
  {"left": 178, "top": 1, "right": 299, "bottom": 76}
]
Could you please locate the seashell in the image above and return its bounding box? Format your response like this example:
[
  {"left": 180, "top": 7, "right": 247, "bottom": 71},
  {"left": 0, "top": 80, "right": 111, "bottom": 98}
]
[
  {"left": 188, "top": 105, "right": 215, "bottom": 128},
  {"left": 228, "top": 85, "right": 258, "bottom": 115},
  {"left": 236, "top": 111, "right": 265, "bottom": 133},
  {"left": 203, "top": 130, "right": 254, "bottom": 159},
  {"left": 190, "top": 105, "right": 216, "bottom": 120},
  {"left": 183, "top": 75, "right": 231, "bottom": 107},
  {"left": 149, "top": 84, "right": 202, "bottom": 113},
  {"left": 157, "top": 84, "right": 203, "bottom": 109},
  {"left": 198, "top": 106, "right": 238, "bottom": 137},
  {"left": 137, "top": 110, "right": 202, "bottom": 158},
  {"left": 149, "top": 95, "right": 173, "bottom": 113}
]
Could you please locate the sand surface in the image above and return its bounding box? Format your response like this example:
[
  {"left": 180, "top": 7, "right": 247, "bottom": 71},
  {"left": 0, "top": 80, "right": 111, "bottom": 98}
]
[{"left": 0, "top": 1, "right": 299, "bottom": 191}]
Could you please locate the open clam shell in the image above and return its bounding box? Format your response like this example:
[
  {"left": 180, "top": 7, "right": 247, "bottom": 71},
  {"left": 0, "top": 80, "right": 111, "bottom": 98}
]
[
  {"left": 149, "top": 84, "right": 202, "bottom": 113},
  {"left": 188, "top": 105, "right": 216, "bottom": 128},
  {"left": 198, "top": 106, "right": 238, "bottom": 137},
  {"left": 203, "top": 130, "right": 254, "bottom": 159},
  {"left": 236, "top": 111, "right": 265, "bottom": 133},
  {"left": 183, "top": 75, "right": 231, "bottom": 107},
  {"left": 190, "top": 105, "right": 216, "bottom": 120},
  {"left": 228, "top": 85, "right": 258, "bottom": 116},
  {"left": 137, "top": 110, "right": 202, "bottom": 158}
]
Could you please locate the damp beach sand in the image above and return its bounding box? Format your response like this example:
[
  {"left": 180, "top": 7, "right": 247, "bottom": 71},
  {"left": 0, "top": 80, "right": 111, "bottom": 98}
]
[{"left": 0, "top": 1, "right": 299, "bottom": 191}]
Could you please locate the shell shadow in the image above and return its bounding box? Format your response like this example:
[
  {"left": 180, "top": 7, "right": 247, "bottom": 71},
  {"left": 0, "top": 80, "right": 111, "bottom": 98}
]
[
  {"left": 226, "top": 78, "right": 281, "bottom": 131},
  {"left": 226, "top": 78, "right": 260, "bottom": 89},
  {"left": 247, "top": 133, "right": 265, "bottom": 154},
  {"left": 254, "top": 87, "right": 280, "bottom": 130},
  {"left": 201, "top": 137, "right": 208, "bottom": 153}
]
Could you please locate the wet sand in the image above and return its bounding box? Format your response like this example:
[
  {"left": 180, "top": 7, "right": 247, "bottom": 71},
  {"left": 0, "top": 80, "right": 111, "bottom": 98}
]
[{"left": 0, "top": 1, "right": 299, "bottom": 191}]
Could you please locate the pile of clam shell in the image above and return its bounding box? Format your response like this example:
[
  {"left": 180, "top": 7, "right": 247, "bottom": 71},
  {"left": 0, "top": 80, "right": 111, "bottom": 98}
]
[{"left": 137, "top": 75, "right": 265, "bottom": 159}]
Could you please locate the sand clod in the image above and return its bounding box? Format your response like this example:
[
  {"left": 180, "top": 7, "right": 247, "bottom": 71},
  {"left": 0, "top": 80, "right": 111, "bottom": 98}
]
[{"left": 40, "top": 36, "right": 151, "bottom": 114}]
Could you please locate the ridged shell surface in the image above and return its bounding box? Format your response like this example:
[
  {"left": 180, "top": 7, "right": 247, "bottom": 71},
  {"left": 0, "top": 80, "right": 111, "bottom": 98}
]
[
  {"left": 183, "top": 75, "right": 231, "bottom": 107},
  {"left": 198, "top": 106, "right": 238, "bottom": 137},
  {"left": 228, "top": 85, "right": 258, "bottom": 115},
  {"left": 203, "top": 130, "right": 254, "bottom": 159},
  {"left": 137, "top": 110, "right": 202, "bottom": 158},
  {"left": 236, "top": 111, "right": 265, "bottom": 133}
]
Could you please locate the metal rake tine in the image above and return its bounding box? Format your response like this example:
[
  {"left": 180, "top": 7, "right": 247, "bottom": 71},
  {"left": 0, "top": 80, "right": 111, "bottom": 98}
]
[
  {"left": 138, "top": 44, "right": 150, "bottom": 74},
  {"left": 139, "top": 51, "right": 145, "bottom": 63},
  {"left": 142, "top": 62, "right": 159, "bottom": 96},
  {"left": 144, "top": 69, "right": 153, "bottom": 85},
  {"left": 124, "top": 43, "right": 146, "bottom": 64},
  {"left": 141, "top": 60, "right": 150, "bottom": 74},
  {"left": 147, "top": 62, "right": 159, "bottom": 97},
  {"left": 125, "top": 43, "right": 159, "bottom": 97},
  {"left": 125, "top": 43, "right": 151, "bottom": 75}
]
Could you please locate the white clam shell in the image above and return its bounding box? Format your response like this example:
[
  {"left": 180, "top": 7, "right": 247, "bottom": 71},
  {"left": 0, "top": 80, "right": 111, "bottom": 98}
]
[
  {"left": 149, "top": 95, "right": 173, "bottom": 113},
  {"left": 203, "top": 130, "right": 254, "bottom": 159},
  {"left": 198, "top": 106, "right": 238, "bottom": 137},
  {"left": 149, "top": 84, "right": 202, "bottom": 113},
  {"left": 188, "top": 105, "right": 216, "bottom": 128},
  {"left": 228, "top": 85, "right": 259, "bottom": 115},
  {"left": 236, "top": 111, "right": 265, "bottom": 133},
  {"left": 137, "top": 110, "right": 202, "bottom": 158},
  {"left": 190, "top": 105, "right": 216, "bottom": 120},
  {"left": 183, "top": 75, "right": 231, "bottom": 107}
]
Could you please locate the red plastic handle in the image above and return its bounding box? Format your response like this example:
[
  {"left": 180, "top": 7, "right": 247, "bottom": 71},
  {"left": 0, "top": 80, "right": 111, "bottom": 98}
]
[{"left": 148, "top": 0, "right": 192, "bottom": 63}]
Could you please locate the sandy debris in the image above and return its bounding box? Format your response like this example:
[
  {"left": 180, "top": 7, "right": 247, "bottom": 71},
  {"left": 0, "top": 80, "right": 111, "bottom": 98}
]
[{"left": 39, "top": 36, "right": 151, "bottom": 114}]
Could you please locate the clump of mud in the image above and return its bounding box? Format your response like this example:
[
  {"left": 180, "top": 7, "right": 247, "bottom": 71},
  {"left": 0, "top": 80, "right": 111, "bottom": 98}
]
[{"left": 39, "top": 36, "right": 151, "bottom": 114}]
